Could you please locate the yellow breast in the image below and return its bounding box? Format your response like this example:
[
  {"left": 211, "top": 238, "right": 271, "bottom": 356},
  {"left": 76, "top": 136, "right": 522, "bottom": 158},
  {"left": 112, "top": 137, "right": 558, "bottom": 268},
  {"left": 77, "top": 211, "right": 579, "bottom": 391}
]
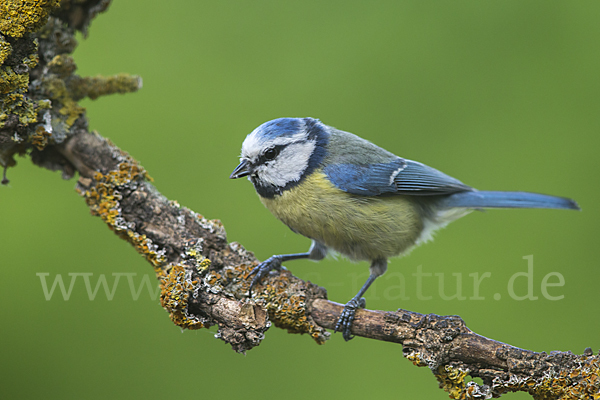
[{"left": 259, "top": 170, "right": 424, "bottom": 261}]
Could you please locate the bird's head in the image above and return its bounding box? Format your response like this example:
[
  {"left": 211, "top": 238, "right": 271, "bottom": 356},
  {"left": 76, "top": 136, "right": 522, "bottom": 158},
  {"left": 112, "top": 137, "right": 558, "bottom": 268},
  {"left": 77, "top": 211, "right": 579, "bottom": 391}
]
[{"left": 230, "top": 117, "right": 329, "bottom": 198}]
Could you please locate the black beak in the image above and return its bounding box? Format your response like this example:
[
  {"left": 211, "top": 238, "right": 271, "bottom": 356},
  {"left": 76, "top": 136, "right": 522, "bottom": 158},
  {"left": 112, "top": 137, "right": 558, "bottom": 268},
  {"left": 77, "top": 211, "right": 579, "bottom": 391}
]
[{"left": 230, "top": 159, "right": 251, "bottom": 179}]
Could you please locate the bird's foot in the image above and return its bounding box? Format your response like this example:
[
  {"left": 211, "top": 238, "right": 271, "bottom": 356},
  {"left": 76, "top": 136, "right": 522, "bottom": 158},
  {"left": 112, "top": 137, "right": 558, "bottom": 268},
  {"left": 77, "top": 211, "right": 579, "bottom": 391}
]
[
  {"left": 248, "top": 255, "right": 285, "bottom": 296},
  {"left": 334, "top": 296, "right": 366, "bottom": 341}
]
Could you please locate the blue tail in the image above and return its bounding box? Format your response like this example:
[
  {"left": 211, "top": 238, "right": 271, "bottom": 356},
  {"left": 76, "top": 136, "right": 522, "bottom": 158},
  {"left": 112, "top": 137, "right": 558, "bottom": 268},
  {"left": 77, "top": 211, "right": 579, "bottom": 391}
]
[{"left": 441, "top": 191, "right": 580, "bottom": 210}]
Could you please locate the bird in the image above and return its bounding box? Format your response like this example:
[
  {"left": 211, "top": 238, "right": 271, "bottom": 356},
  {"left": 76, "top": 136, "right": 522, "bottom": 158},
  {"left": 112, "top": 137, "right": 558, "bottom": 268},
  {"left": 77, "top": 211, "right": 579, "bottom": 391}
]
[{"left": 229, "top": 117, "right": 579, "bottom": 341}]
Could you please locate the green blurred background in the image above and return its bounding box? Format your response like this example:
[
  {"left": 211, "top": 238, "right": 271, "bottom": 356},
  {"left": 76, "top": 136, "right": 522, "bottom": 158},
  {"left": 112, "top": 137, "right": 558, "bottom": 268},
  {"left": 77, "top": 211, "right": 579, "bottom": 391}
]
[{"left": 2, "top": 1, "right": 599, "bottom": 398}]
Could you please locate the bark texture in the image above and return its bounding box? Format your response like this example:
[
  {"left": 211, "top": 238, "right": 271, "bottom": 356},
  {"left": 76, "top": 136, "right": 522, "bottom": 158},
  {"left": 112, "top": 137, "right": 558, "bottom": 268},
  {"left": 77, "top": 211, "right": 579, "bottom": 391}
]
[{"left": 1, "top": 2, "right": 598, "bottom": 399}]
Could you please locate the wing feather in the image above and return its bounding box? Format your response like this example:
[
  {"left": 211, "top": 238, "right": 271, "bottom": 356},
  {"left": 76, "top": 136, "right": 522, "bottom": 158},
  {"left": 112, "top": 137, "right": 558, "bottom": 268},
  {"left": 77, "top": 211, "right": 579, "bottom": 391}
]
[{"left": 324, "top": 158, "right": 472, "bottom": 196}]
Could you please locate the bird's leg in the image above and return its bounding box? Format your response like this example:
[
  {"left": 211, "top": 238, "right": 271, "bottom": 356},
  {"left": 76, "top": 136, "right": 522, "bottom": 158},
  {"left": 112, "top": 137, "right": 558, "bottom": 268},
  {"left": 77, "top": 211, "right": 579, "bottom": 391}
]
[
  {"left": 248, "top": 240, "right": 327, "bottom": 296},
  {"left": 1, "top": 165, "right": 8, "bottom": 185},
  {"left": 335, "top": 258, "right": 387, "bottom": 341},
  {"left": 334, "top": 275, "right": 376, "bottom": 341},
  {"left": 248, "top": 252, "right": 309, "bottom": 294}
]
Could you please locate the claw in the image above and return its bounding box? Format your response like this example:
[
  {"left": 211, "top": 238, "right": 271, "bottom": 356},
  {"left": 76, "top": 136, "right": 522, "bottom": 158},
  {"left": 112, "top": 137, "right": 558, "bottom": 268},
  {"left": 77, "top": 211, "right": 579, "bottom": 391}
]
[
  {"left": 248, "top": 255, "right": 283, "bottom": 296},
  {"left": 334, "top": 297, "right": 366, "bottom": 341}
]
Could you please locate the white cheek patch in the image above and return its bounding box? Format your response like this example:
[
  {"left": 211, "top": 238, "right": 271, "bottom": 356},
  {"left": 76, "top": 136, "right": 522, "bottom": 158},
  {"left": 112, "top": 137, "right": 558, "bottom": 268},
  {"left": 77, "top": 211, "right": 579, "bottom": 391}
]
[{"left": 260, "top": 140, "right": 316, "bottom": 187}]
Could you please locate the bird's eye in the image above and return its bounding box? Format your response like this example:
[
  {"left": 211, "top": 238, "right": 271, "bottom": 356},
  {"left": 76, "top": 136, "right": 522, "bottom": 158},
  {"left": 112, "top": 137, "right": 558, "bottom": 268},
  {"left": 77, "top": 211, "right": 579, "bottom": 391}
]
[{"left": 264, "top": 147, "right": 279, "bottom": 161}]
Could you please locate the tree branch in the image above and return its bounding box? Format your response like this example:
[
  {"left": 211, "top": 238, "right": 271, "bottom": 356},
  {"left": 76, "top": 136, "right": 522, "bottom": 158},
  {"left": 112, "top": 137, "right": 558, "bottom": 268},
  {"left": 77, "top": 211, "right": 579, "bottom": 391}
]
[{"left": 1, "top": 1, "right": 597, "bottom": 399}]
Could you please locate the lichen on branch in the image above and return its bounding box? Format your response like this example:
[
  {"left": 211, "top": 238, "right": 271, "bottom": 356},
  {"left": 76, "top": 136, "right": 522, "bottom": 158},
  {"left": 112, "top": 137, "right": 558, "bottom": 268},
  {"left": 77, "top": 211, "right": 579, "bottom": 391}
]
[
  {"left": 1, "top": 1, "right": 598, "bottom": 398},
  {"left": 0, "top": 0, "right": 140, "bottom": 181},
  {"left": 0, "top": 0, "right": 60, "bottom": 38}
]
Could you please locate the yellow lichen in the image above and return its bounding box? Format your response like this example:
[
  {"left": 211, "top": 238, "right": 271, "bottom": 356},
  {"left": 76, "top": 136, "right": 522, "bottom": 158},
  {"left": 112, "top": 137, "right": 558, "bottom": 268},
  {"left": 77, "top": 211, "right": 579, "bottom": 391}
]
[
  {"left": 405, "top": 351, "right": 428, "bottom": 367},
  {"left": 0, "top": 65, "right": 28, "bottom": 93},
  {"left": 47, "top": 54, "right": 77, "bottom": 78},
  {"left": 22, "top": 49, "right": 38, "bottom": 69},
  {"left": 30, "top": 125, "right": 52, "bottom": 150},
  {"left": 0, "top": 0, "right": 60, "bottom": 38},
  {"left": 436, "top": 365, "right": 469, "bottom": 400},
  {"left": 0, "top": 36, "right": 41, "bottom": 128},
  {"left": 79, "top": 141, "right": 319, "bottom": 343},
  {"left": 160, "top": 263, "right": 205, "bottom": 330},
  {"left": 125, "top": 231, "right": 167, "bottom": 276},
  {"left": 487, "top": 353, "right": 600, "bottom": 399},
  {"left": 42, "top": 75, "right": 86, "bottom": 127},
  {"left": 0, "top": 35, "right": 11, "bottom": 64},
  {"left": 528, "top": 354, "right": 600, "bottom": 400},
  {"left": 81, "top": 157, "right": 165, "bottom": 277},
  {"left": 217, "top": 261, "right": 328, "bottom": 344},
  {"left": 0, "top": 66, "right": 39, "bottom": 126},
  {"left": 261, "top": 276, "right": 328, "bottom": 344}
]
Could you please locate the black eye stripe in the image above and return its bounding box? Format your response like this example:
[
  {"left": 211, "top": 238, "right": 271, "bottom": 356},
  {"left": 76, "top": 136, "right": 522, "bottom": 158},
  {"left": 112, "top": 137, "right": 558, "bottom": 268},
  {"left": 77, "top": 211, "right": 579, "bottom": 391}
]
[{"left": 259, "top": 144, "right": 285, "bottom": 164}]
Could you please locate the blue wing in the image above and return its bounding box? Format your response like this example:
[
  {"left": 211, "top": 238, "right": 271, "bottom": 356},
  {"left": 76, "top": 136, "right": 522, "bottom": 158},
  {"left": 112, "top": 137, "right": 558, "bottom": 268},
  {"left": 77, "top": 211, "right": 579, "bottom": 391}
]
[{"left": 323, "top": 158, "right": 472, "bottom": 196}]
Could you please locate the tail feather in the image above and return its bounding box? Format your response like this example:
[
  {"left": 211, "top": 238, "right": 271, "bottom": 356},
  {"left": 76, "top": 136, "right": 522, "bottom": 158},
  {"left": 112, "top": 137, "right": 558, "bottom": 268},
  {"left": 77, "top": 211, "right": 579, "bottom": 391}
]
[{"left": 440, "top": 190, "right": 580, "bottom": 210}]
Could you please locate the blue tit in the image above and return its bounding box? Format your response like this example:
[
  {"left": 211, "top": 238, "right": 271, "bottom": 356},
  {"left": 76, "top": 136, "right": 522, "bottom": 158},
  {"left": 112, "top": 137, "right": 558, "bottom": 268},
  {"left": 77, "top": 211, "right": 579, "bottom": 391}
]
[{"left": 230, "top": 117, "right": 579, "bottom": 341}]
